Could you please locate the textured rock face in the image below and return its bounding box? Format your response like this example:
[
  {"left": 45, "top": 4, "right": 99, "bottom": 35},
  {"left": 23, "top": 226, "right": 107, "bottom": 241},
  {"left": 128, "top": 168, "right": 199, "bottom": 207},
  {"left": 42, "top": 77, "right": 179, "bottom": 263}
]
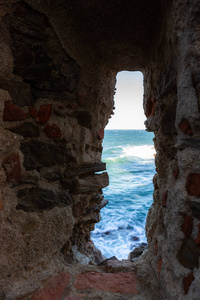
[{"left": 0, "top": 0, "right": 199, "bottom": 299}]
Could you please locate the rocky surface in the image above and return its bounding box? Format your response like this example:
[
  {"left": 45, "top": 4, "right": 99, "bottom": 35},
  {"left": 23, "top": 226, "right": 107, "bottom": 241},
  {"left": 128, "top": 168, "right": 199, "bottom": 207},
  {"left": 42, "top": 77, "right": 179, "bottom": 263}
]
[{"left": 0, "top": 0, "right": 199, "bottom": 299}]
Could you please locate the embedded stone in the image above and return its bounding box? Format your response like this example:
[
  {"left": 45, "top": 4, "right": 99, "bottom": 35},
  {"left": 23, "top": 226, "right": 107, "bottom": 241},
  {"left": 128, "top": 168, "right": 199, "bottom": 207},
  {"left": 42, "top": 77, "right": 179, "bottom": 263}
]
[
  {"left": 2, "top": 153, "right": 21, "bottom": 182},
  {"left": 128, "top": 244, "right": 148, "bottom": 261},
  {"left": 191, "top": 201, "right": 200, "bottom": 220},
  {"left": 106, "top": 260, "right": 135, "bottom": 273},
  {"left": 71, "top": 173, "right": 109, "bottom": 194},
  {"left": 9, "top": 123, "right": 39, "bottom": 138},
  {"left": 37, "top": 105, "right": 52, "bottom": 125},
  {"left": 3, "top": 102, "right": 28, "bottom": 121},
  {"left": 31, "top": 273, "right": 70, "bottom": 300},
  {"left": 183, "top": 272, "right": 194, "bottom": 294},
  {"left": 178, "top": 118, "right": 193, "bottom": 135},
  {"left": 43, "top": 123, "right": 62, "bottom": 138},
  {"left": 181, "top": 215, "right": 193, "bottom": 237},
  {"left": 65, "top": 162, "right": 106, "bottom": 178},
  {"left": 162, "top": 191, "right": 168, "bottom": 207},
  {"left": 16, "top": 187, "right": 73, "bottom": 212},
  {"left": 195, "top": 224, "right": 200, "bottom": 245},
  {"left": 74, "top": 271, "right": 138, "bottom": 294},
  {"left": 186, "top": 173, "right": 200, "bottom": 198},
  {"left": 98, "top": 128, "right": 104, "bottom": 140},
  {"left": 0, "top": 198, "right": 3, "bottom": 211},
  {"left": 67, "top": 102, "right": 79, "bottom": 109},
  {"left": 145, "top": 97, "right": 156, "bottom": 117},
  {"left": 177, "top": 238, "right": 200, "bottom": 269},
  {"left": 20, "top": 140, "right": 75, "bottom": 170},
  {"left": 77, "top": 111, "right": 92, "bottom": 128},
  {"left": 29, "top": 107, "right": 37, "bottom": 118},
  {"left": 0, "top": 79, "right": 34, "bottom": 107}
]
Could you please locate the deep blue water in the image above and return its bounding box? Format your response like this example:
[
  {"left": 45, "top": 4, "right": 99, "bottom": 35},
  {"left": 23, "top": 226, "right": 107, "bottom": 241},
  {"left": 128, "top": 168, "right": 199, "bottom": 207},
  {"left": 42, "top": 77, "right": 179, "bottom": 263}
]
[{"left": 91, "top": 130, "right": 155, "bottom": 259}]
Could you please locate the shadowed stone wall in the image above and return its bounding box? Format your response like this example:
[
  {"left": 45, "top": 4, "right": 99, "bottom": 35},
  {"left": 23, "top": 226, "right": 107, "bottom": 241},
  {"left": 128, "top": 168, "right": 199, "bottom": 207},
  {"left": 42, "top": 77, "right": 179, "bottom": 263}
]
[{"left": 0, "top": 0, "right": 199, "bottom": 299}]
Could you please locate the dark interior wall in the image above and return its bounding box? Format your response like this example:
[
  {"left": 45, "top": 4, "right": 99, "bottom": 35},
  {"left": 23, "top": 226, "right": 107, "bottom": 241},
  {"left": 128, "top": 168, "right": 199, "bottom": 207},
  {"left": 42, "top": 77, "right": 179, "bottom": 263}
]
[{"left": 0, "top": 0, "right": 199, "bottom": 299}]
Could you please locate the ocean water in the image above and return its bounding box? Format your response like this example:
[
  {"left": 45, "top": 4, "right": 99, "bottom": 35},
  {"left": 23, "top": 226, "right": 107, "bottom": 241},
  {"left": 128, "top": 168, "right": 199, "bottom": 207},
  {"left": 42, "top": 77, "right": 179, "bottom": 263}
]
[{"left": 91, "top": 130, "right": 155, "bottom": 260}]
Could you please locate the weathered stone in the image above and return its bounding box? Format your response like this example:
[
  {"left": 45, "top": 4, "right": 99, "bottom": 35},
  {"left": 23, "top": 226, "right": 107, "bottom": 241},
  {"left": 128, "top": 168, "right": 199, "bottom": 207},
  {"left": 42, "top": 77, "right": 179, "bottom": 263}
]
[
  {"left": 177, "top": 238, "right": 200, "bottom": 270},
  {"left": 3, "top": 102, "right": 28, "bottom": 121},
  {"left": 2, "top": 153, "right": 21, "bottom": 182},
  {"left": 128, "top": 244, "right": 148, "bottom": 261},
  {"left": 37, "top": 105, "right": 52, "bottom": 125},
  {"left": 155, "top": 59, "right": 177, "bottom": 99},
  {"left": 77, "top": 111, "right": 92, "bottom": 128},
  {"left": 161, "top": 99, "right": 177, "bottom": 135},
  {"left": 29, "top": 107, "right": 37, "bottom": 118},
  {"left": 178, "top": 118, "right": 193, "bottom": 136},
  {"left": 176, "top": 138, "right": 200, "bottom": 150},
  {"left": 9, "top": 123, "right": 39, "bottom": 138},
  {"left": 16, "top": 187, "right": 73, "bottom": 212},
  {"left": 20, "top": 140, "right": 75, "bottom": 170},
  {"left": 181, "top": 215, "right": 193, "bottom": 237},
  {"left": 83, "top": 199, "right": 108, "bottom": 216},
  {"left": 145, "top": 97, "right": 156, "bottom": 117},
  {"left": 98, "top": 128, "right": 104, "bottom": 140},
  {"left": 20, "top": 170, "right": 40, "bottom": 184},
  {"left": 0, "top": 78, "right": 34, "bottom": 107},
  {"left": 173, "top": 168, "right": 179, "bottom": 179},
  {"left": 10, "top": 2, "right": 80, "bottom": 94},
  {"left": 186, "top": 173, "right": 200, "bottom": 198},
  {"left": 195, "top": 224, "right": 200, "bottom": 245},
  {"left": 98, "top": 256, "right": 118, "bottom": 266},
  {"left": 106, "top": 260, "right": 135, "bottom": 273},
  {"left": 191, "top": 201, "right": 200, "bottom": 220},
  {"left": 0, "top": 199, "right": 3, "bottom": 211},
  {"left": 65, "top": 162, "right": 106, "bottom": 178},
  {"left": 183, "top": 272, "right": 194, "bottom": 294},
  {"left": 74, "top": 271, "right": 138, "bottom": 294},
  {"left": 162, "top": 191, "right": 168, "bottom": 207},
  {"left": 31, "top": 273, "right": 70, "bottom": 300},
  {"left": 43, "top": 171, "right": 63, "bottom": 182},
  {"left": 76, "top": 92, "right": 86, "bottom": 106},
  {"left": 192, "top": 72, "right": 200, "bottom": 111},
  {"left": 158, "top": 257, "right": 162, "bottom": 275},
  {"left": 43, "top": 123, "right": 62, "bottom": 138},
  {"left": 71, "top": 173, "right": 109, "bottom": 194}
]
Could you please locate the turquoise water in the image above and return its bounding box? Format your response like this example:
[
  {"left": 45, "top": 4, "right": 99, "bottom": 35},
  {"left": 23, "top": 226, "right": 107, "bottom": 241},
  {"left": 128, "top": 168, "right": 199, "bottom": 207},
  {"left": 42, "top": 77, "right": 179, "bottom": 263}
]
[{"left": 91, "top": 130, "right": 155, "bottom": 259}]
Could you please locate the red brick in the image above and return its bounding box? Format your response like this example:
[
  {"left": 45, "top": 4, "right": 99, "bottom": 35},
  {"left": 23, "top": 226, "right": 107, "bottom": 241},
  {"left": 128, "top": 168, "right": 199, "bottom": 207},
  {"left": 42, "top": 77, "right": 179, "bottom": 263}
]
[
  {"left": 98, "top": 128, "right": 104, "bottom": 140},
  {"left": 145, "top": 97, "right": 156, "bottom": 117},
  {"left": 158, "top": 257, "right": 162, "bottom": 275},
  {"left": 181, "top": 215, "right": 193, "bottom": 237},
  {"left": 3, "top": 102, "right": 28, "bottom": 121},
  {"left": 186, "top": 173, "right": 200, "bottom": 198},
  {"left": 162, "top": 191, "right": 168, "bottom": 207},
  {"left": 195, "top": 224, "right": 200, "bottom": 245},
  {"left": 74, "top": 271, "right": 137, "bottom": 294},
  {"left": 29, "top": 107, "right": 37, "bottom": 118},
  {"left": 178, "top": 118, "right": 193, "bottom": 135},
  {"left": 37, "top": 105, "right": 52, "bottom": 125},
  {"left": 31, "top": 273, "right": 70, "bottom": 300},
  {"left": 173, "top": 169, "right": 179, "bottom": 179},
  {"left": 0, "top": 198, "right": 3, "bottom": 211},
  {"left": 43, "top": 123, "right": 62, "bottom": 138},
  {"left": 183, "top": 272, "right": 194, "bottom": 294},
  {"left": 3, "top": 153, "right": 21, "bottom": 182}
]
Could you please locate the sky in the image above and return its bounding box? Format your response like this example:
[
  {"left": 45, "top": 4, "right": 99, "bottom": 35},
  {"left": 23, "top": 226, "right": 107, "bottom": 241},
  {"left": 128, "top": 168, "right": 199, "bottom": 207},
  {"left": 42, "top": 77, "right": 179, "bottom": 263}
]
[{"left": 106, "top": 71, "right": 146, "bottom": 130}]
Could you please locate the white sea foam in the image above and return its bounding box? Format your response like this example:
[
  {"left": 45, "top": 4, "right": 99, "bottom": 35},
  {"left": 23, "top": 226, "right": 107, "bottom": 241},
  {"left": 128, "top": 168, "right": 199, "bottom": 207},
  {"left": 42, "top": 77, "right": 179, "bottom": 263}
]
[{"left": 122, "top": 145, "right": 156, "bottom": 160}]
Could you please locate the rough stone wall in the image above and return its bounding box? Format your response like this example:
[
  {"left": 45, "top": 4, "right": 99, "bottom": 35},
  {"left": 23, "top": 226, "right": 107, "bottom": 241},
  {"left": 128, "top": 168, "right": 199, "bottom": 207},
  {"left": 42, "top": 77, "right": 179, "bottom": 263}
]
[
  {"left": 0, "top": 0, "right": 200, "bottom": 299},
  {"left": 138, "top": 0, "right": 200, "bottom": 299}
]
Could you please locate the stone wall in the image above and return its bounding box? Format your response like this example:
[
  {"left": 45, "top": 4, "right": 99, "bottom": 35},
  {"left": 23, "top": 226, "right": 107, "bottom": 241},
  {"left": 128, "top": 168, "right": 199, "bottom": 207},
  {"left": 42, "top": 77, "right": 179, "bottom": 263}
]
[{"left": 0, "top": 0, "right": 199, "bottom": 299}]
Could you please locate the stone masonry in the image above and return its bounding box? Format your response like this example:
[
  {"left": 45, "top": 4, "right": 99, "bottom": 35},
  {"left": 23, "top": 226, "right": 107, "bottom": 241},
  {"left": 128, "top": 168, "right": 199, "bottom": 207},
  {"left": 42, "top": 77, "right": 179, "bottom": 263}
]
[{"left": 0, "top": 0, "right": 200, "bottom": 299}]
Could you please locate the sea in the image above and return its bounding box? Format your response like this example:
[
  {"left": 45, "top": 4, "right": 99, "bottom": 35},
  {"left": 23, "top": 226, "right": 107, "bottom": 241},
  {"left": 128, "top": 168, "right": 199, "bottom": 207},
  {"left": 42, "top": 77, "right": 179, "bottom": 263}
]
[{"left": 91, "top": 129, "right": 155, "bottom": 260}]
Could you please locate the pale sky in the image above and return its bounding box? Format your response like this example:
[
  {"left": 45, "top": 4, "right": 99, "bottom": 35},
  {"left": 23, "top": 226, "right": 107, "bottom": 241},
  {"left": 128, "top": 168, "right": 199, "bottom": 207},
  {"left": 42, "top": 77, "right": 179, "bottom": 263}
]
[{"left": 106, "top": 71, "right": 145, "bottom": 130}]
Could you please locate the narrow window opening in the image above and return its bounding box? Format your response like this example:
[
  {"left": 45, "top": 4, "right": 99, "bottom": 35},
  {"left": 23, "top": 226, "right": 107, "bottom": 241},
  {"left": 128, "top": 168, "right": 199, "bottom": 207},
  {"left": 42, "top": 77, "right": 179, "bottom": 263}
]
[{"left": 91, "top": 71, "right": 155, "bottom": 259}]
